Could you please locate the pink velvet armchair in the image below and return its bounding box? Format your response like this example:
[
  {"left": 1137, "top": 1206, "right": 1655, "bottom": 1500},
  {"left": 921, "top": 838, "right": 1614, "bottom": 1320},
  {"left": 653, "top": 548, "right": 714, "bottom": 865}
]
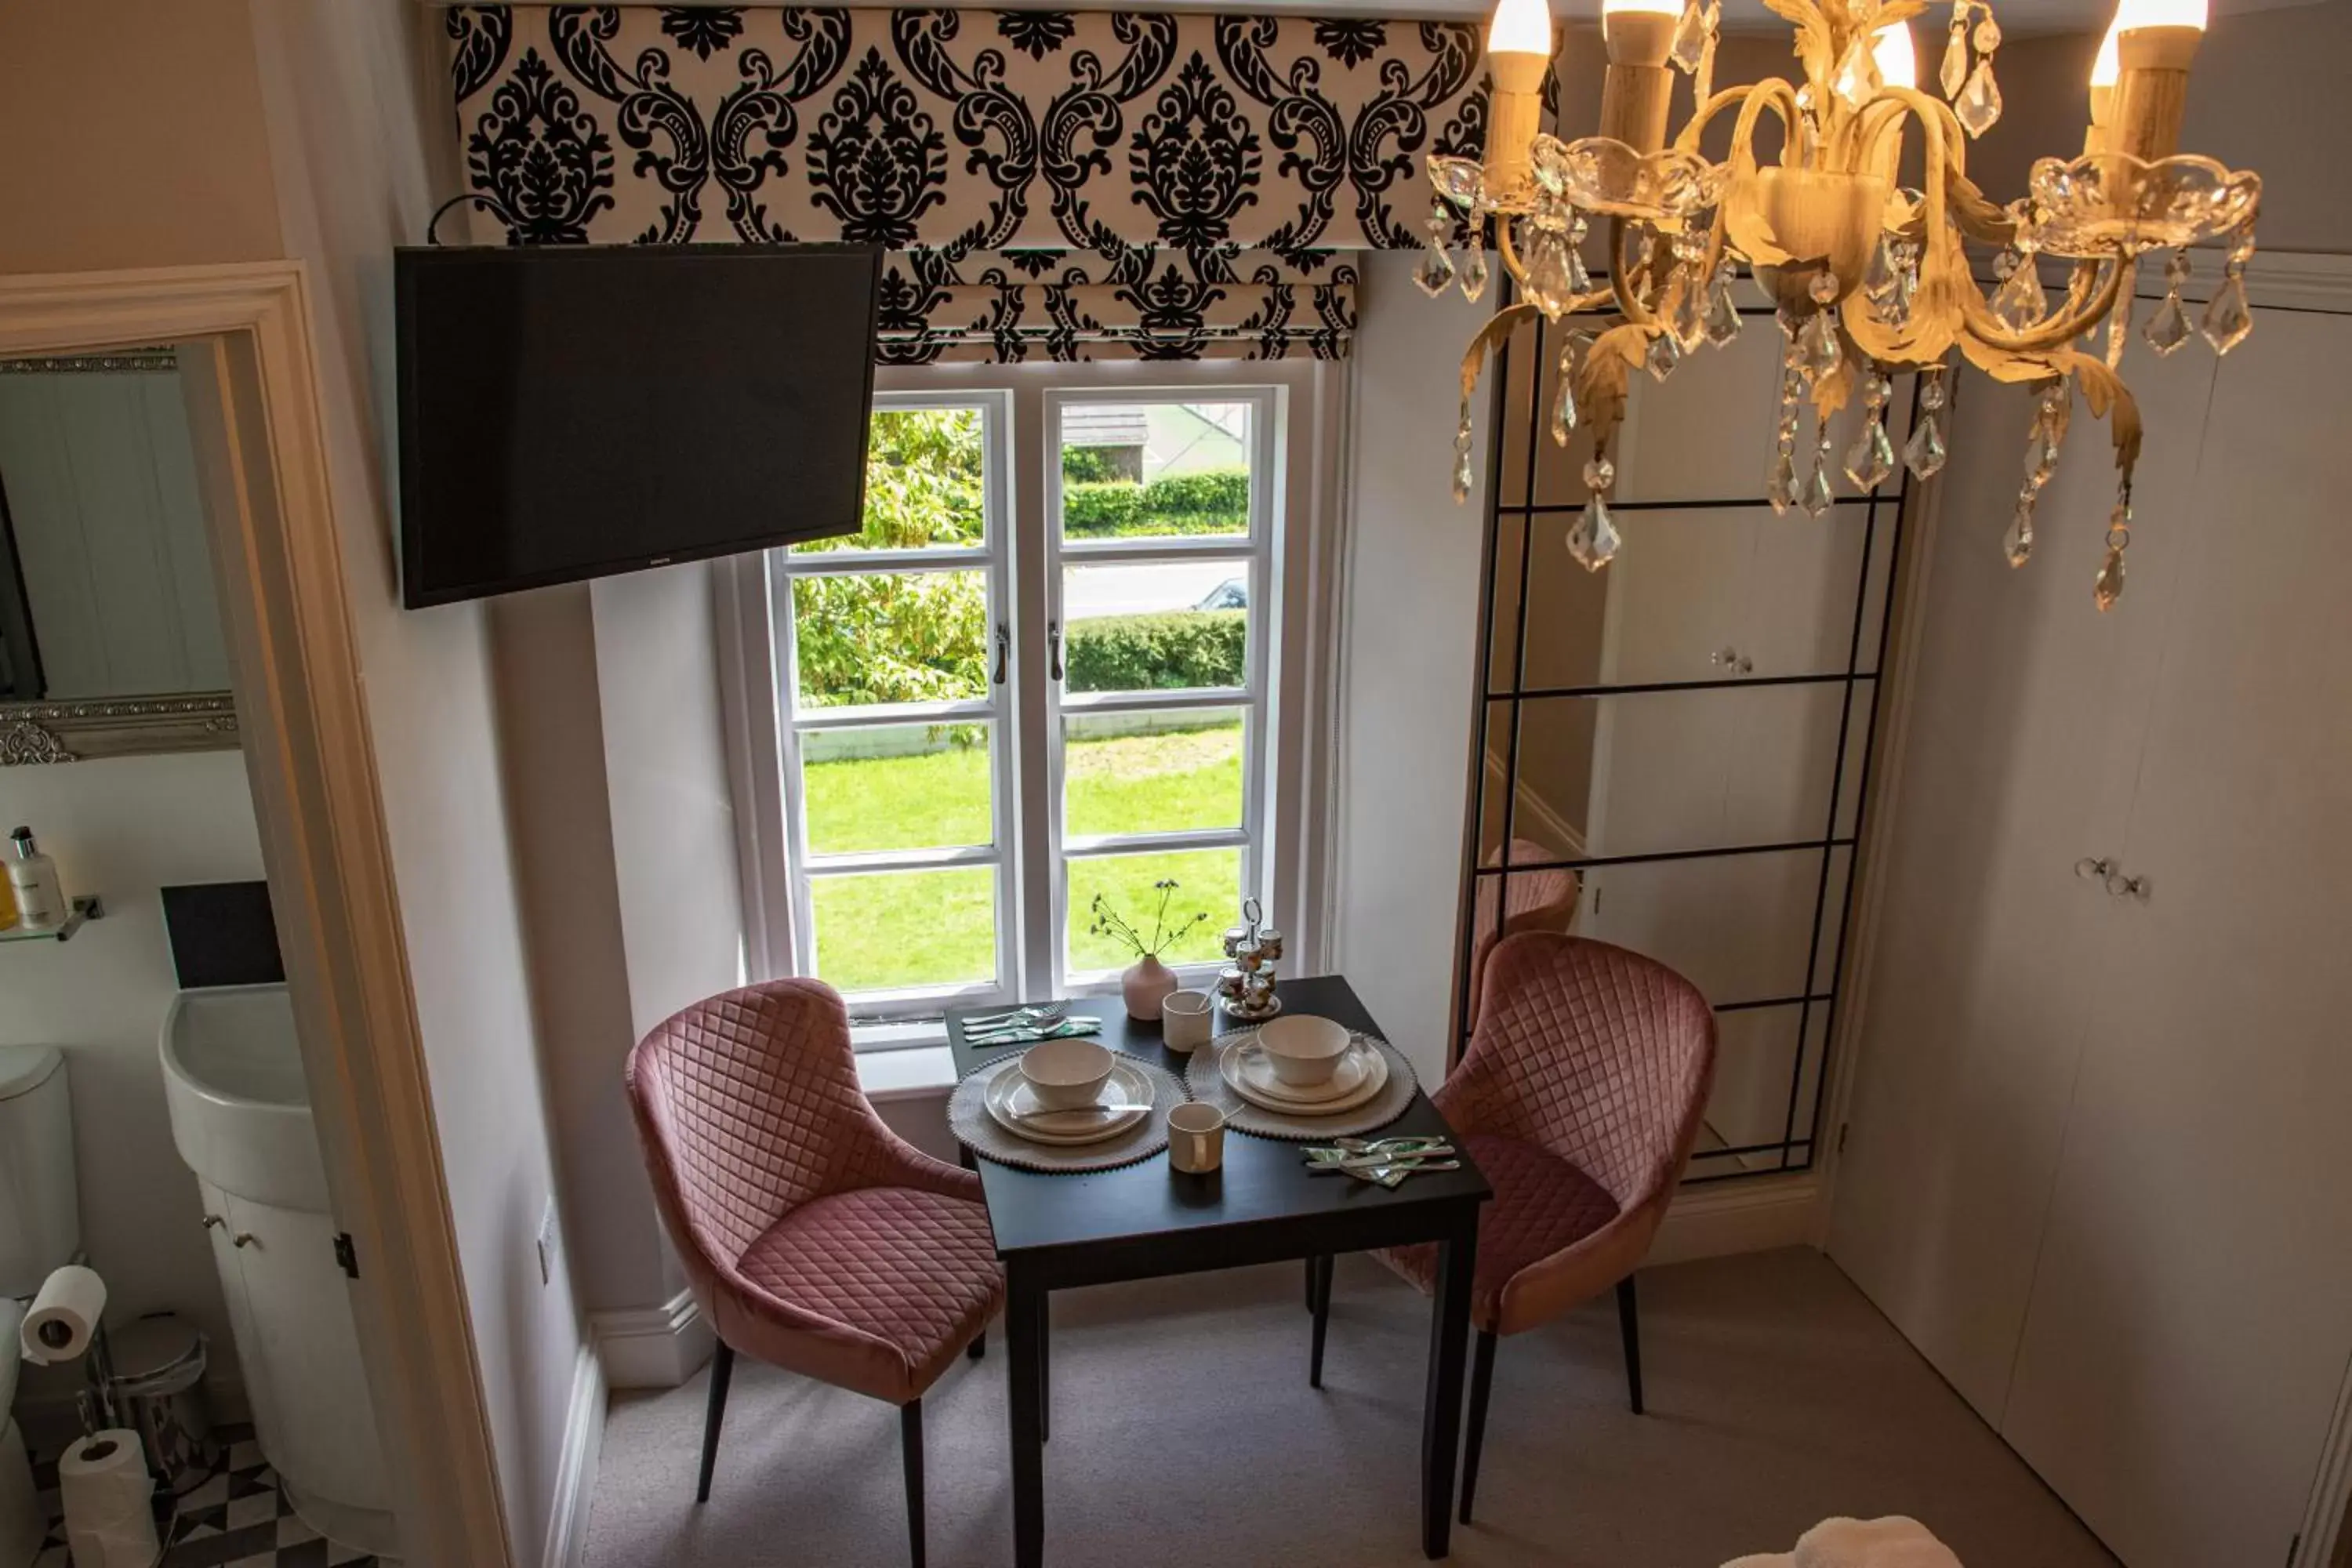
[
  {"left": 626, "top": 978, "right": 1003, "bottom": 1566},
  {"left": 1337, "top": 933, "right": 1715, "bottom": 1525}
]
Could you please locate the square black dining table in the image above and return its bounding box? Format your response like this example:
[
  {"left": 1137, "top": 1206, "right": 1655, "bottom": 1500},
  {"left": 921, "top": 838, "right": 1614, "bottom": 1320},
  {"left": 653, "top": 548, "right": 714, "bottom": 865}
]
[{"left": 946, "top": 974, "right": 1492, "bottom": 1566}]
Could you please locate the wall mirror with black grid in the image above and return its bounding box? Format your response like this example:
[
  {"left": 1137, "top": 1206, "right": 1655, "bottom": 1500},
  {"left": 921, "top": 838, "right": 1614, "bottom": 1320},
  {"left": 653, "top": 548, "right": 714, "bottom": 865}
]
[
  {"left": 1456, "top": 290, "right": 1909, "bottom": 1184},
  {"left": 0, "top": 349, "right": 240, "bottom": 763}
]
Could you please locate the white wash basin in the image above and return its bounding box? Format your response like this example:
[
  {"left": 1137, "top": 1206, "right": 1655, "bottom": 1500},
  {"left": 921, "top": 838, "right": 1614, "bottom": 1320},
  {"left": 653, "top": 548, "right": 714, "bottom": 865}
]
[{"left": 161, "top": 984, "right": 327, "bottom": 1210}]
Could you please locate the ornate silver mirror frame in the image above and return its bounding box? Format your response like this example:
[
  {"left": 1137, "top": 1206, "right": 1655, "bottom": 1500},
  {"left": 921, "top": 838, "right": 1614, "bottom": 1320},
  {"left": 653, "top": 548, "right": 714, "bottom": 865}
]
[{"left": 0, "top": 692, "right": 239, "bottom": 764}]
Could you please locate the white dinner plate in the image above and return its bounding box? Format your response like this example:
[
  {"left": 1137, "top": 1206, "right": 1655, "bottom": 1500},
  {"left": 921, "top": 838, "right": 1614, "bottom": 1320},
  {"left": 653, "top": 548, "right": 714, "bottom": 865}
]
[
  {"left": 983, "top": 1054, "right": 1155, "bottom": 1145},
  {"left": 1218, "top": 1035, "right": 1389, "bottom": 1116}
]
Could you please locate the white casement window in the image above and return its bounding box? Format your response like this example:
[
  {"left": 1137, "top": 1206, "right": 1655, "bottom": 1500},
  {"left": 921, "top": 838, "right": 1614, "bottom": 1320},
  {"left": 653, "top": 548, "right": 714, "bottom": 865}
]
[{"left": 721, "top": 364, "right": 1338, "bottom": 1036}]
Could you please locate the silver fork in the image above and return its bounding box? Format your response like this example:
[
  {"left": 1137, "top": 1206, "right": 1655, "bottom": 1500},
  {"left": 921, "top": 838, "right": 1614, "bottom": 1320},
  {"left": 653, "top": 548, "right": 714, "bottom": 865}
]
[{"left": 964, "top": 1000, "right": 1069, "bottom": 1032}]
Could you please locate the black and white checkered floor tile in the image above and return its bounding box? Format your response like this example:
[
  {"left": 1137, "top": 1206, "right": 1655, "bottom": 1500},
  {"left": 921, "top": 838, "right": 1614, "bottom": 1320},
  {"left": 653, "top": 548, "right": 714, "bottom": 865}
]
[{"left": 34, "top": 1425, "right": 377, "bottom": 1567}]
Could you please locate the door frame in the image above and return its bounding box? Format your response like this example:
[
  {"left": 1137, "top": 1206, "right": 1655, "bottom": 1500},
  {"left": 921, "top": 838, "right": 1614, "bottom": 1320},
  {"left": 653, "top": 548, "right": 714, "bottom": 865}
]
[{"left": 0, "top": 260, "right": 510, "bottom": 1564}]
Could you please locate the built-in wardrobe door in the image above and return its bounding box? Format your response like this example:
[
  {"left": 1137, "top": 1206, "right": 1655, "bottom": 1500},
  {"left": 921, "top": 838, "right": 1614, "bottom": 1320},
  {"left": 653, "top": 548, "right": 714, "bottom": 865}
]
[
  {"left": 1998, "top": 306, "right": 2352, "bottom": 1568},
  {"left": 1825, "top": 358, "right": 2205, "bottom": 1421}
]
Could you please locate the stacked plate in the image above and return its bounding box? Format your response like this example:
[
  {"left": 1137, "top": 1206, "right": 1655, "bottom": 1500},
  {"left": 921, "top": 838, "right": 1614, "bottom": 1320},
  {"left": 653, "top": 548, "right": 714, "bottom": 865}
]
[
  {"left": 1217, "top": 1029, "right": 1391, "bottom": 1117},
  {"left": 981, "top": 1054, "right": 1157, "bottom": 1146}
]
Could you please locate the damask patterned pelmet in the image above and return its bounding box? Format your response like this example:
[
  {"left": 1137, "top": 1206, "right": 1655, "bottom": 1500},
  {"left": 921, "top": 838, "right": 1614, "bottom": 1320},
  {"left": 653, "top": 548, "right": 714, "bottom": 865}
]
[{"left": 441, "top": 6, "right": 1501, "bottom": 361}]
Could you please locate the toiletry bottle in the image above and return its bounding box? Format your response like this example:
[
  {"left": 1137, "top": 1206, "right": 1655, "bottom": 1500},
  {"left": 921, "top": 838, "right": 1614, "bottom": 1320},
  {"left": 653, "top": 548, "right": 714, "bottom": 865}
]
[{"left": 6, "top": 827, "right": 64, "bottom": 930}]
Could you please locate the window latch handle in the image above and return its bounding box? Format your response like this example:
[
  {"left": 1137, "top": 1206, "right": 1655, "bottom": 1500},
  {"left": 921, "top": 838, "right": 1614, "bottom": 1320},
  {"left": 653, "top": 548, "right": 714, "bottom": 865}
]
[
  {"left": 1048, "top": 619, "right": 1065, "bottom": 681},
  {"left": 992, "top": 621, "right": 1009, "bottom": 685}
]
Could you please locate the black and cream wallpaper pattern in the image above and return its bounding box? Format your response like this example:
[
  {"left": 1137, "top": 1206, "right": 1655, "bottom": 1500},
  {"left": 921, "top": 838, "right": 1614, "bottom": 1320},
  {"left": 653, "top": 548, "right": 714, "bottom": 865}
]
[{"left": 441, "top": 6, "right": 1504, "bottom": 360}]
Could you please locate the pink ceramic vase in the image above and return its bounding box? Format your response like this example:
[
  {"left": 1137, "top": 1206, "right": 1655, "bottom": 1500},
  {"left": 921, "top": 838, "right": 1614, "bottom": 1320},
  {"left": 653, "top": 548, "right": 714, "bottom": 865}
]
[{"left": 1122, "top": 953, "right": 1178, "bottom": 1021}]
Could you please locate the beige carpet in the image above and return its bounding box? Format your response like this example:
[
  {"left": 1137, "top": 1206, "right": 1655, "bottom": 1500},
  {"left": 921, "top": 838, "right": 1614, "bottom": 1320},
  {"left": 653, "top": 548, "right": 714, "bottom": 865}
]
[{"left": 583, "top": 1247, "right": 2115, "bottom": 1567}]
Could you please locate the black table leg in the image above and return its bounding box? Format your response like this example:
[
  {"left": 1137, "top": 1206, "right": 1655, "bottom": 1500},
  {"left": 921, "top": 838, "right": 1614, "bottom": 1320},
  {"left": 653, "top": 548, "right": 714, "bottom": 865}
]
[
  {"left": 1420, "top": 1214, "right": 1477, "bottom": 1559},
  {"left": 1007, "top": 1265, "right": 1046, "bottom": 1568}
]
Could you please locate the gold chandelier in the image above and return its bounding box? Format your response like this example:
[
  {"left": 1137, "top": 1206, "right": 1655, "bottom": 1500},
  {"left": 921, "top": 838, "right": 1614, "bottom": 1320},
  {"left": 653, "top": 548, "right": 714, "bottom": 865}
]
[{"left": 1422, "top": 0, "right": 2260, "bottom": 609}]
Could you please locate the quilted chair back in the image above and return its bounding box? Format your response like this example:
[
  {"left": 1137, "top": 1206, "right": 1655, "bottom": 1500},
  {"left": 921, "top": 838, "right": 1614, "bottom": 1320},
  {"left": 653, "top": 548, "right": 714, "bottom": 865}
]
[
  {"left": 1440, "top": 933, "right": 1717, "bottom": 1210},
  {"left": 1467, "top": 838, "right": 1582, "bottom": 1029},
  {"left": 628, "top": 978, "right": 902, "bottom": 1279}
]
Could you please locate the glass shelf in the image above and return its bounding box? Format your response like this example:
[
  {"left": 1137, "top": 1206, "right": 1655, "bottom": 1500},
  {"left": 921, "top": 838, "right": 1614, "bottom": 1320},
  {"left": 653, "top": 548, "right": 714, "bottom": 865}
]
[{"left": 0, "top": 896, "right": 103, "bottom": 944}]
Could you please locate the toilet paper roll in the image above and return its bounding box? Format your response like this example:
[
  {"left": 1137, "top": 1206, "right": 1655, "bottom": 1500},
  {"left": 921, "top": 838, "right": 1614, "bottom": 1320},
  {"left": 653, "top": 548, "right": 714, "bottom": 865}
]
[
  {"left": 60, "top": 1429, "right": 158, "bottom": 1568},
  {"left": 20, "top": 1265, "right": 105, "bottom": 1366}
]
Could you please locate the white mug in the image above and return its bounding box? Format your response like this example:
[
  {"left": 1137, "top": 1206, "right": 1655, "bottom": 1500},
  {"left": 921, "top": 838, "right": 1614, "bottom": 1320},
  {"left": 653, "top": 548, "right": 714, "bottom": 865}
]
[
  {"left": 1167, "top": 1102, "right": 1229, "bottom": 1174},
  {"left": 1161, "top": 989, "right": 1214, "bottom": 1053}
]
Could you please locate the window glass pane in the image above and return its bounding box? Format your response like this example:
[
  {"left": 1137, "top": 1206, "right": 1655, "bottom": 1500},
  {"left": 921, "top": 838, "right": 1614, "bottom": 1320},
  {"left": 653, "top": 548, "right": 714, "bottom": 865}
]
[
  {"left": 793, "top": 569, "right": 989, "bottom": 708},
  {"left": 811, "top": 867, "right": 996, "bottom": 994},
  {"left": 1065, "top": 848, "right": 1239, "bottom": 975},
  {"left": 803, "top": 723, "right": 993, "bottom": 854},
  {"left": 795, "top": 407, "right": 985, "bottom": 554},
  {"left": 1059, "top": 401, "right": 1251, "bottom": 542},
  {"left": 1062, "top": 564, "right": 1247, "bottom": 695},
  {"left": 1064, "top": 710, "right": 1243, "bottom": 839}
]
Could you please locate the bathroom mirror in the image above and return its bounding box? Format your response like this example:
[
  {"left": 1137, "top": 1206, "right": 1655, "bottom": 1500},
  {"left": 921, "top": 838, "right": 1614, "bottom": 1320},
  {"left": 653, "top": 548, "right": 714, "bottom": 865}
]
[{"left": 0, "top": 347, "right": 238, "bottom": 763}]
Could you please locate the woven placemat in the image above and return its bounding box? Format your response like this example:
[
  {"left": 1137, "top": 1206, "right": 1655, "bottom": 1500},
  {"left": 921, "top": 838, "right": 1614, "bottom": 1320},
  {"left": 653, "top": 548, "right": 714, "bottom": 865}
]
[
  {"left": 948, "top": 1051, "right": 1189, "bottom": 1173},
  {"left": 1184, "top": 1030, "right": 1419, "bottom": 1142}
]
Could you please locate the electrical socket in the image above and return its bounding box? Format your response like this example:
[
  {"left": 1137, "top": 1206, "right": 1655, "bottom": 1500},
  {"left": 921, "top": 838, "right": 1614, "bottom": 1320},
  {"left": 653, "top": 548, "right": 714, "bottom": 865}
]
[{"left": 536, "top": 1198, "right": 559, "bottom": 1287}]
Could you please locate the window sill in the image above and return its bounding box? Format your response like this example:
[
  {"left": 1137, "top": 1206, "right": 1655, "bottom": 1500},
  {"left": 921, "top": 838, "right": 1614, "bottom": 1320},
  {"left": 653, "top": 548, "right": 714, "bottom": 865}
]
[{"left": 854, "top": 1033, "right": 958, "bottom": 1102}]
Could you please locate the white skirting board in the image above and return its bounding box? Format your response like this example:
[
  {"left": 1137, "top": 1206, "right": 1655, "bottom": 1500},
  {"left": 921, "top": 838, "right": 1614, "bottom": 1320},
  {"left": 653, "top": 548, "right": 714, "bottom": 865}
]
[
  {"left": 591, "top": 1288, "right": 717, "bottom": 1391},
  {"left": 1647, "top": 1174, "right": 1821, "bottom": 1268},
  {"left": 544, "top": 1345, "right": 607, "bottom": 1568}
]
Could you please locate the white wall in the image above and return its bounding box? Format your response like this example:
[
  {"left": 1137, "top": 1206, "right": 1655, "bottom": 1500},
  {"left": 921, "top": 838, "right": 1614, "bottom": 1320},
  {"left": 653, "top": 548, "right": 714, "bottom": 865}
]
[
  {"left": 492, "top": 562, "right": 747, "bottom": 1341},
  {"left": 1329, "top": 252, "right": 1496, "bottom": 1084},
  {"left": 591, "top": 564, "right": 749, "bottom": 1042},
  {"left": 0, "top": 753, "right": 256, "bottom": 1410},
  {"left": 244, "top": 2, "right": 585, "bottom": 1562}
]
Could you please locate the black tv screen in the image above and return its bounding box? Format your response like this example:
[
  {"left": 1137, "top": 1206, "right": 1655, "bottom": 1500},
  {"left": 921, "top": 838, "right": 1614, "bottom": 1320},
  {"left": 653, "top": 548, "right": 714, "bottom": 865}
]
[{"left": 395, "top": 244, "right": 880, "bottom": 608}]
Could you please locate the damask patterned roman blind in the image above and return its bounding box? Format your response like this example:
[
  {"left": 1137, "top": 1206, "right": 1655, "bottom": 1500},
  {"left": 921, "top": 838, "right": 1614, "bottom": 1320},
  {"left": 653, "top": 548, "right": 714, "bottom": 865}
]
[{"left": 441, "top": 6, "right": 1497, "bottom": 361}]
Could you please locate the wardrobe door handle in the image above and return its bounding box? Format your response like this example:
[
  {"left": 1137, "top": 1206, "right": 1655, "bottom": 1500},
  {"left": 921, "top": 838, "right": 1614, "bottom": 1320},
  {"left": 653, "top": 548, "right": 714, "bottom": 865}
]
[
  {"left": 992, "top": 620, "right": 1009, "bottom": 685},
  {"left": 1048, "top": 620, "right": 1065, "bottom": 681},
  {"left": 201, "top": 1214, "right": 225, "bottom": 1231},
  {"left": 2104, "top": 868, "right": 2152, "bottom": 902},
  {"left": 231, "top": 1232, "right": 256, "bottom": 1249},
  {"left": 2074, "top": 855, "right": 2116, "bottom": 882}
]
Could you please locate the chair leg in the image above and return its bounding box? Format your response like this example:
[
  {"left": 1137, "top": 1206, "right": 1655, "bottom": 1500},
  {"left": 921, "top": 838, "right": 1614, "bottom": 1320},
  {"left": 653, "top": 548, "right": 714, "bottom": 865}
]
[
  {"left": 695, "top": 1342, "right": 735, "bottom": 1504},
  {"left": 901, "top": 1397, "right": 925, "bottom": 1568},
  {"left": 1458, "top": 1329, "right": 1497, "bottom": 1526},
  {"left": 1308, "top": 1254, "right": 1334, "bottom": 1388},
  {"left": 1617, "top": 1275, "right": 1644, "bottom": 1416},
  {"left": 968, "top": 1330, "right": 986, "bottom": 1360}
]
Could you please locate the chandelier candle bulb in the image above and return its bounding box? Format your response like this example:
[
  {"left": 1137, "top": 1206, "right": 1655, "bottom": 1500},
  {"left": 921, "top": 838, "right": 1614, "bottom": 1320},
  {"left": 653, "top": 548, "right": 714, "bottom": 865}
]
[
  {"left": 1601, "top": 1, "right": 1679, "bottom": 153},
  {"left": 2109, "top": 0, "right": 2206, "bottom": 162},
  {"left": 1482, "top": 0, "right": 1555, "bottom": 203},
  {"left": 2087, "top": 20, "right": 2122, "bottom": 151}
]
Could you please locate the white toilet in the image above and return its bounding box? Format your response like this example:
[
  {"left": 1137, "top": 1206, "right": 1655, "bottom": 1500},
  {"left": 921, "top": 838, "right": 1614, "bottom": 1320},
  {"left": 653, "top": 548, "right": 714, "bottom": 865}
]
[{"left": 0, "top": 1045, "right": 82, "bottom": 1567}]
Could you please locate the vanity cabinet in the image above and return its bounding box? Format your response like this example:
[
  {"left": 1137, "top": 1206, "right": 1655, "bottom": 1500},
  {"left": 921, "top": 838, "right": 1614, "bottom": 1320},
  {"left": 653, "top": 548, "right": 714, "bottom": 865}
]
[
  {"left": 1829, "top": 267, "right": 2352, "bottom": 1568},
  {"left": 198, "top": 1179, "right": 393, "bottom": 1544}
]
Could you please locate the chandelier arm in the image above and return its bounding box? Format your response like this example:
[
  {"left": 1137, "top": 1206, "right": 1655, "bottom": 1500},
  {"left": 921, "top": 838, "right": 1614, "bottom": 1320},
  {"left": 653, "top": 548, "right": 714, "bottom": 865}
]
[
  {"left": 1496, "top": 216, "right": 1530, "bottom": 297},
  {"left": 1608, "top": 217, "right": 1660, "bottom": 328},
  {"left": 1956, "top": 256, "right": 2128, "bottom": 355},
  {"left": 1674, "top": 82, "right": 1795, "bottom": 158}
]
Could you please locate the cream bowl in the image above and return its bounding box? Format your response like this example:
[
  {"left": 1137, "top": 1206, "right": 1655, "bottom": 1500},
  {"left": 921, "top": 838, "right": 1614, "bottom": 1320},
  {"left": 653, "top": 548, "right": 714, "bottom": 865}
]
[
  {"left": 1258, "top": 1014, "right": 1352, "bottom": 1089},
  {"left": 1018, "top": 1036, "right": 1115, "bottom": 1111}
]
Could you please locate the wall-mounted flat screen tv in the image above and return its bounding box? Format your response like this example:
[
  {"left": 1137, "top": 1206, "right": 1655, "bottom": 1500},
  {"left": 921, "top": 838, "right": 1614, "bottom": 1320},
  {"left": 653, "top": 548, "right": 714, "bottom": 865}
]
[{"left": 395, "top": 243, "right": 880, "bottom": 608}]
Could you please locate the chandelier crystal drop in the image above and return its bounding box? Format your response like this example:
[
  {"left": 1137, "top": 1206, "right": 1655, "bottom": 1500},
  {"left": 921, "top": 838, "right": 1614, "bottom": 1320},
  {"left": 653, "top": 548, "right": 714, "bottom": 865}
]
[{"left": 1423, "top": 0, "right": 2259, "bottom": 612}]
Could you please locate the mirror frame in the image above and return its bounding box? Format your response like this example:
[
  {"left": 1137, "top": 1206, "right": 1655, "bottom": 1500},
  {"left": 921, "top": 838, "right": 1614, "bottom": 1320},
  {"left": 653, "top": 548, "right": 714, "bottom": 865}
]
[{"left": 0, "top": 690, "right": 238, "bottom": 764}]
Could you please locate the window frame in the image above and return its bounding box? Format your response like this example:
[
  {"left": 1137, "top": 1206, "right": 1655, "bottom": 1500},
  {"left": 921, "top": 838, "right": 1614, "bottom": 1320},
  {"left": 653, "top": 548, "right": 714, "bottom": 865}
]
[
  {"left": 719, "top": 359, "right": 1342, "bottom": 1044},
  {"left": 1044, "top": 385, "right": 1276, "bottom": 985},
  {"left": 768, "top": 390, "right": 1016, "bottom": 1016}
]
